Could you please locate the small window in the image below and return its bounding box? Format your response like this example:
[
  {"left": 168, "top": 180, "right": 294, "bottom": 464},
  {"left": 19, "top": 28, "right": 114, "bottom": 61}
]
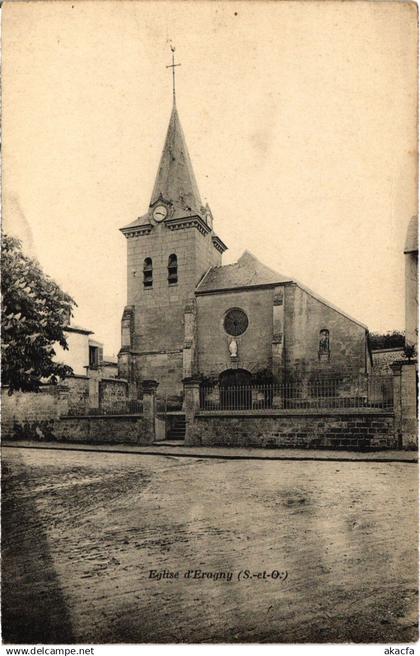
[
  {"left": 168, "top": 254, "right": 178, "bottom": 285},
  {"left": 89, "top": 346, "right": 99, "bottom": 369},
  {"left": 319, "top": 329, "right": 330, "bottom": 361},
  {"left": 143, "top": 258, "right": 153, "bottom": 288}
]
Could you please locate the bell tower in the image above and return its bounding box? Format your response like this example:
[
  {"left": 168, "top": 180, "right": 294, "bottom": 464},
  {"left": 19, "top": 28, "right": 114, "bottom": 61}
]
[{"left": 118, "top": 51, "right": 227, "bottom": 398}]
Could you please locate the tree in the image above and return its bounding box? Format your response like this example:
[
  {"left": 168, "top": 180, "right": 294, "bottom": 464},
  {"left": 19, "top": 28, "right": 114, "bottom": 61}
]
[
  {"left": 403, "top": 343, "right": 416, "bottom": 363},
  {"left": 369, "top": 330, "right": 405, "bottom": 350},
  {"left": 1, "top": 234, "right": 76, "bottom": 393}
]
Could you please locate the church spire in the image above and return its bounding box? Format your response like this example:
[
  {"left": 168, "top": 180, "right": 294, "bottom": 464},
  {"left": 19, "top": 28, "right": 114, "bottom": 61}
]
[{"left": 149, "top": 96, "right": 203, "bottom": 216}]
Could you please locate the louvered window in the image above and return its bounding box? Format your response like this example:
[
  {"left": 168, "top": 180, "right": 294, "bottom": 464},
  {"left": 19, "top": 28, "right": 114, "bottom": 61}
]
[
  {"left": 168, "top": 254, "right": 178, "bottom": 285},
  {"left": 143, "top": 258, "right": 153, "bottom": 288}
]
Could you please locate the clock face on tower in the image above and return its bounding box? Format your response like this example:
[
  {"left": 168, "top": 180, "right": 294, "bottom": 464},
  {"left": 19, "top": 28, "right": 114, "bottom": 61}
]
[{"left": 152, "top": 205, "right": 168, "bottom": 222}]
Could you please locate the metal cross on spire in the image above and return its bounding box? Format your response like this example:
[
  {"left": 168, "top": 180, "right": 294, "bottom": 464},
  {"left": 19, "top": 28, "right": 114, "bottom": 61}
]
[{"left": 166, "top": 46, "right": 181, "bottom": 105}]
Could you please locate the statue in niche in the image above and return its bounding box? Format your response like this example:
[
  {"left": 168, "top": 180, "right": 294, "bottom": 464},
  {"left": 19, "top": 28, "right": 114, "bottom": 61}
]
[
  {"left": 229, "top": 338, "right": 238, "bottom": 359},
  {"left": 319, "top": 329, "right": 330, "bottom": 360}
]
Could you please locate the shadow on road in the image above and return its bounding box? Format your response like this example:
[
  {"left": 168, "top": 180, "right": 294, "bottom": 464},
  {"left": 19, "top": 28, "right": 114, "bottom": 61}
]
[{"left": 2, "top": 453, "right": 74, "bottom": 643}]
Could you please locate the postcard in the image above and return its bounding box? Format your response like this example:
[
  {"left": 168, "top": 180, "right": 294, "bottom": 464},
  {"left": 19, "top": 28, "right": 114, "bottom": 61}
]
[{"left": 2, "top": 0, "right": 418, "bottom": 650}]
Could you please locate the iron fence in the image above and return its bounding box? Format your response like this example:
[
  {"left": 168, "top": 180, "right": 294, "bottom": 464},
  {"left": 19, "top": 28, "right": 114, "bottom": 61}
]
[{"left": 199, "top": 376, "right": 394, "bottom": 411}]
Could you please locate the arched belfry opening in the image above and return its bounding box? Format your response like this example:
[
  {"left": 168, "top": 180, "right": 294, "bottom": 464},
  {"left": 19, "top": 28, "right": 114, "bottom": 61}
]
[
  {"left": 143, "top": 258, "right": 153, "bottom": 288},
  {"left": 168, "top": 254, "right": 178, "bottom": 285}
]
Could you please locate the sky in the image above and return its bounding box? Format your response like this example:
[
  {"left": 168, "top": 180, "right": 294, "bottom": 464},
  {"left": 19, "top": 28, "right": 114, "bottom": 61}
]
[{"left": 3, "top": 1, "right": 418, "bottom": 357}]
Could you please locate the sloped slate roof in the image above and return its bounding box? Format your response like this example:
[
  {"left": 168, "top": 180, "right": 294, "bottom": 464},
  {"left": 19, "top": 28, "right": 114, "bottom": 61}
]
[
  {"left": 121, "top": 213, "right": 150, "bottom": 230},
  {"left": 404, "top": 215, "right": 418, "bottom": 254},
  {"left": 195, "top": 251, "right": 292, "bottom": 293},
  {"left": 196, "top": 250, "right": 368, "bottom": 329}
]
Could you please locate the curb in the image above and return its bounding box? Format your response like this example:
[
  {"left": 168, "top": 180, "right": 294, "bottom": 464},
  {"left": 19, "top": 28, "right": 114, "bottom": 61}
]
[{"left": 2, "top": 442, "right": 417, "bottom": 464}]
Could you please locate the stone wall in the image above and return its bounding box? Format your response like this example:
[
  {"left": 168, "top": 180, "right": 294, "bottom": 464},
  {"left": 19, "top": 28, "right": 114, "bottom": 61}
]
[
  {"left": 65, "top": 375, "right": 90, "bottom": 414},
  {"left": 1, "top": 386, "right": 68, "bottom": 440},
  {"left": 186, "top": 410, "right": 396, "bottom": 450},
  {"left": 283, "top": 284, "right": 369, "bottom": 379},
  {"left": 135, "top": 351, "right": 183, "bottom": 398},
  {"left": 372, "top": 348, "right": 405, "bottom": 375},
  {"left": 54, "top": 415, "right": 151, "bottom": 444},
  {"left": 194, "top": 282, "right": 369, "bottom": 385},
  {"left": 3, "top": 414, "right": 151, "bottom": 445},
  {"left": 1, "top": 374, "right": 137, "bottom": 442},
  {"left": 2, "top": 373, "right": 155, "bottom": 445},
  {"left": 99, "top": 378, "right": 129, "bottom": 413},
  {"left": 196, "top": 287, "right": 274, "bottom": 377}
]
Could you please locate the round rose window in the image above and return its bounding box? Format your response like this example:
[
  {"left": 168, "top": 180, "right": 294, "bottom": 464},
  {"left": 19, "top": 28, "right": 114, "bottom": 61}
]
[{"left": 224, "top": 308, "right": 249, "bottom": 336}]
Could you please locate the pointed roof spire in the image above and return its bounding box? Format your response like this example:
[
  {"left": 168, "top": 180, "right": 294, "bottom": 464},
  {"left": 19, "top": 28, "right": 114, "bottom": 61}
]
[
  {"left": 149, "top": 103, "right": 203, "bottom": 215},
  {"left": 121, "top": 51, "right": 206, "bottom": 232}
]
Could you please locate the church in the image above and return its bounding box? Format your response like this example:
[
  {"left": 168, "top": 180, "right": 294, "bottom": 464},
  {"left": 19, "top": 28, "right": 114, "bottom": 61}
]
[{"left": 118, "top": 88, "right": 371, "bottom": 404}]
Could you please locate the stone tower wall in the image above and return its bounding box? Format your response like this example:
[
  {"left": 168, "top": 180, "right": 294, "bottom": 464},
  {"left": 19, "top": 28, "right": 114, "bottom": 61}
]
[{"left": 123, "top": 221, "right": 221, "bottom": 395}]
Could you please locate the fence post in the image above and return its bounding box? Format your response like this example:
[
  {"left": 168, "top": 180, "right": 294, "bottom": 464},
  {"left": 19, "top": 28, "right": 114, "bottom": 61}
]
[
  {"left": 391, "top": 360, "right": 418, "bottom": 449},
  {"left": 88, "top": 370, "right": 100, "bottom": 411},
  {"left": 56, "top": 384, "right": 70, "bottom": 418},
  {"left": 400, "top": 361, "right": 418, "bottom": 449},
  {"left": 142, "top": 379, "right": 159, "bottom": 444},
  {"left": 391, "top": 362, "right": 402, "bottom": 447},
  {"left": 183, "top": 377, "right": 201, "bottom": 445}
]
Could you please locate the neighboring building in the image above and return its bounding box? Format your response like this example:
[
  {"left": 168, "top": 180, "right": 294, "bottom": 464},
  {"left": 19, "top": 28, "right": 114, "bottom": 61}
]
[
  {"left": 372, "top": 347, "right": 405, "bottom": 375},
  {"left": 404, "top": 215, "right": 418, "bottom": 349},
  {"left": 55, "top": 324, "right": 116, "bottom": 378},
  {"left": 118, "top": 96, "right": 371, "bottom": 400},
  {"left": 54, "top": 324, "right": 94, "bottom": 376}
]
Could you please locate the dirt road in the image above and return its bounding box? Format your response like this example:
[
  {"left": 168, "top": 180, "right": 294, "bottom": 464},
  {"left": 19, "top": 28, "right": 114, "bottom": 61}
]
[{"left": 2, "top": 447, "right": 418, "bottom": 643}]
